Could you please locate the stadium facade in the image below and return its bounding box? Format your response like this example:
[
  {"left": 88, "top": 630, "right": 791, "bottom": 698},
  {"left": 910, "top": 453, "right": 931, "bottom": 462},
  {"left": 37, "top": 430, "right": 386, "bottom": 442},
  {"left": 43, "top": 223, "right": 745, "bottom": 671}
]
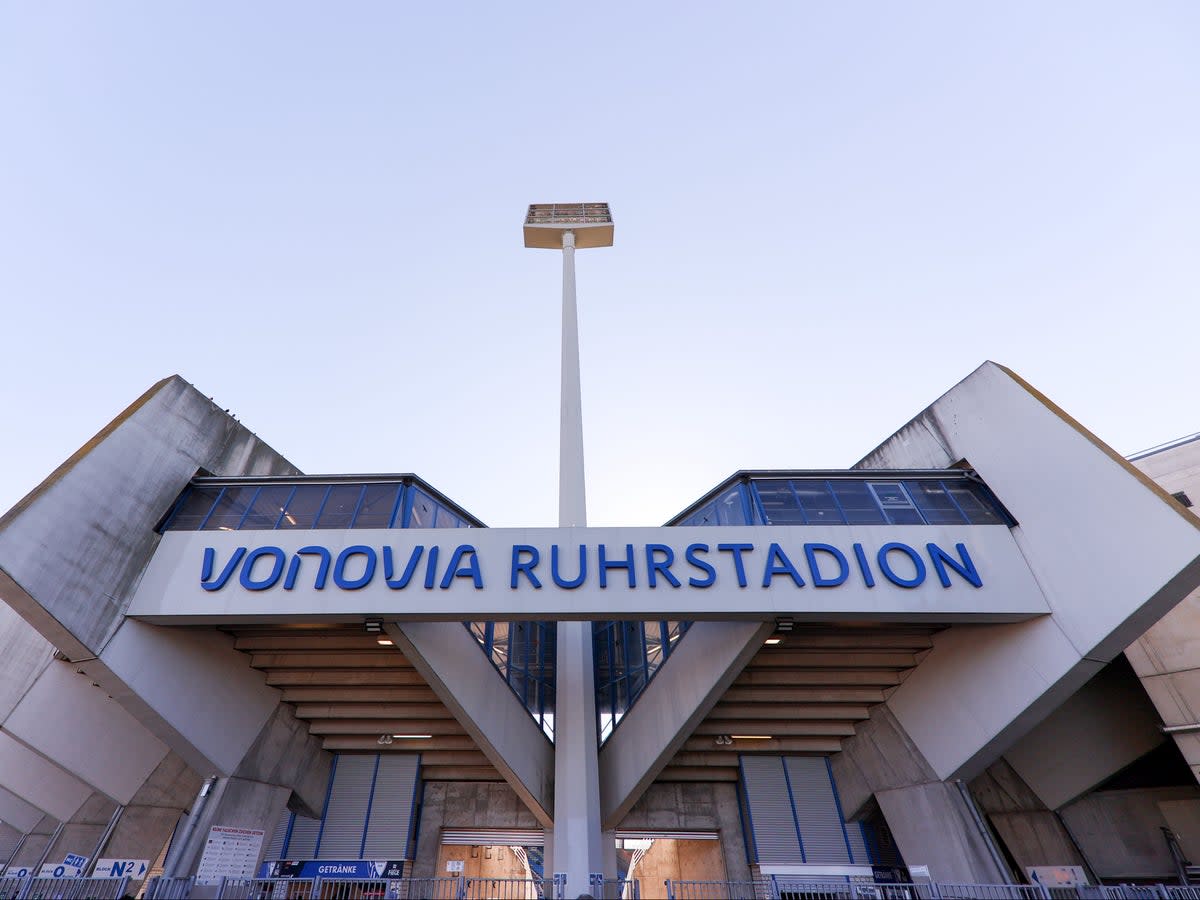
[
  {"left": 2, "top": 211, "right": 1200, "bottom": 897},
  {"left": 2, "top": 367, "right": 1200, "bottom": 897}
]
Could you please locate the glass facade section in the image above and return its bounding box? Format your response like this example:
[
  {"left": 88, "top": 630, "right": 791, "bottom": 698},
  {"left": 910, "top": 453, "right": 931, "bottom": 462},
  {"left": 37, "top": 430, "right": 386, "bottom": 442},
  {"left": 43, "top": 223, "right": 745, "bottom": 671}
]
[
  {"left": 161, "top": 478, "right": 470, "bottom": 532},
  {"left": 678, "top": 475, "right": 1009, "bottom": 528},
  {"left": 467, "top": 622, "right": 556, "bottom": 740},
  {"left": 593, "top": 620, "right": 689, "bottom": 742}
]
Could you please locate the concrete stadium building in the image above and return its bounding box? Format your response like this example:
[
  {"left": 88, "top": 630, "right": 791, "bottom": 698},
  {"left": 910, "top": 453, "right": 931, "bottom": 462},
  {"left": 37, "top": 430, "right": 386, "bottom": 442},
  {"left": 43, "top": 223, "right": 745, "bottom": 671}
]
[
  {"left": 2, "top": 364, "right": 1200, "bottom": 898},
  {"left": 4, "top": 209, "right": 1200, "bottom": 898}
]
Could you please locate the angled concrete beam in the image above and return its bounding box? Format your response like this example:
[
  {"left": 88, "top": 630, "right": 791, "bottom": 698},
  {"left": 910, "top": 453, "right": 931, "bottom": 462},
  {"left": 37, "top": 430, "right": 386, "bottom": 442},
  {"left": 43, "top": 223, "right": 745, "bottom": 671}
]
[
  {"left": 0, "top": 734, "right": 92, "bottom": 822},
  {"left": 598, "top": 620, "right": 773, "bottom": 829},
  {"left": 856, "top": 361, "right": 1200, "bottom": 780},
  {"left": 0, "top": 378, "right": 333, "bottom": 820},
  {"left": 386, "top": 622, "right": 554, "bottom": 827},
  {"left": 4, "top": 660, "right": 171, "bottom": 805},
  {"left": 0, "top": 786, "right": 48, "bottom": 834}
]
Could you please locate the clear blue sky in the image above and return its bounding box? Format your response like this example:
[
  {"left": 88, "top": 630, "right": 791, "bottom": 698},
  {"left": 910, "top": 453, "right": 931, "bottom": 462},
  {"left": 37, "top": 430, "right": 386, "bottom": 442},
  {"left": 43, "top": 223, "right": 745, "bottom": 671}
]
[{"left": 2, "top": 3, "right": 1198, "bottom": 527}]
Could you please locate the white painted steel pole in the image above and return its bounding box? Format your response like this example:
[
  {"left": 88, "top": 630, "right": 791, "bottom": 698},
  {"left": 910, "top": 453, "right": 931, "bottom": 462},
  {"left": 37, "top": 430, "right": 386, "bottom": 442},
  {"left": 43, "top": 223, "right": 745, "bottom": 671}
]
[
  {"left": 554, "top": 229, "right": 606, "bottom": 895},
  {"left": 559, "top": 230, "right": 587, "bottom": 527}
]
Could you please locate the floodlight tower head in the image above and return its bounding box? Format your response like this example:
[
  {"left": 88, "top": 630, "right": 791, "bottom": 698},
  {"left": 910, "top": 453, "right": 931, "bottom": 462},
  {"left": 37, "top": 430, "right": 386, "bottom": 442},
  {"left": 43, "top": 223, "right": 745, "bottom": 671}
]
[{"left": 523, "top": 203, "right": 614, "bottom": 249}]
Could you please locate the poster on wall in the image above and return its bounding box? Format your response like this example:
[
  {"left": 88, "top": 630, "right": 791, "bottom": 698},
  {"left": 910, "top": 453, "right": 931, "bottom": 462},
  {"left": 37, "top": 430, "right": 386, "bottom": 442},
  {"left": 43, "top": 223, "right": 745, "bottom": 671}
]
[{"left": 195, "top": 826, "right": 265, "bottom": 886}]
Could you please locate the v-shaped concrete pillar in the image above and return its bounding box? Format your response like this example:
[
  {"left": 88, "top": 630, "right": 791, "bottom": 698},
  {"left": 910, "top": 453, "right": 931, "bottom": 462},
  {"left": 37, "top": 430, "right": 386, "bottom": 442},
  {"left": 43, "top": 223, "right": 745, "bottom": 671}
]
[
  {"left": 386, "top": 622, "right": 554, "bottom": 826},
  {"left": 598, "top": 620, "right": 773, "bottom": 828}
]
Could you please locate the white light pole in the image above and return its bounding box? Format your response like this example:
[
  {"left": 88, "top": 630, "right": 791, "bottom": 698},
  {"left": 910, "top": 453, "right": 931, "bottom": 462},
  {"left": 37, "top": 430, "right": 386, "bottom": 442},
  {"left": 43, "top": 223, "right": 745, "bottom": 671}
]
[{"left": 524, "top": 203, "right": 613, "bottom": 896}]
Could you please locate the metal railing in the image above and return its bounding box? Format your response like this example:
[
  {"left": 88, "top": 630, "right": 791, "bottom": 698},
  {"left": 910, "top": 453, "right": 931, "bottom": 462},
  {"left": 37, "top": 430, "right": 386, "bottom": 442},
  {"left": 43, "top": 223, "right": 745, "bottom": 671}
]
[
  {"left": 146, "top": 877, "right": 198, "bottom": 899},
  {"left": 589, "top": 874, "right": 641, "bottom": 899},
  {"left": 663, "top": 882, "right": 1200, "bottom": 900},
  {"left": 125, "top": 875, "right": 1200, "bottom": 900},
  {"left": 217, "top": 876, "right": 318, "bottom": 898},
  {"left": 0, "top": 875, "right": 131, "bottom": 899}
]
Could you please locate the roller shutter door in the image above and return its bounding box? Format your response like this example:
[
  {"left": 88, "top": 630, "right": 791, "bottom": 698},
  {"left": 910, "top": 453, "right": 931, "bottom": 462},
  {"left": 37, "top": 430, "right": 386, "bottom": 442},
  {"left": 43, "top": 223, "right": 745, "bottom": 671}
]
[
  {"left": 317, "top": 755, "right": 376, "bottom": 859},
  {"left": 363, "top": 754, "right": 420, "bottom": 858},
  {"left": 740, "top": 755, "right": 873, "bottom": 865},
  {"left": 739, "top": 756, "right": 803, "bottom": 863}
]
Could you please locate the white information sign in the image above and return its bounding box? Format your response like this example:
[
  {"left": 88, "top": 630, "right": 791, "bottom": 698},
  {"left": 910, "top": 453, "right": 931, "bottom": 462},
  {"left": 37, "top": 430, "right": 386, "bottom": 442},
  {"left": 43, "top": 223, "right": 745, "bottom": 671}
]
[
  {"left": 38, "top": 862, "right": 82, "bottom": 878},
  {"left": 195, "top": 825, "right": 265, "bottom": 886},
  {"left": 94, "top": 858, "right": 150, "bottom": 879},
  {"left": 446, "top": 859, "right": 465, "bottom": 873}
]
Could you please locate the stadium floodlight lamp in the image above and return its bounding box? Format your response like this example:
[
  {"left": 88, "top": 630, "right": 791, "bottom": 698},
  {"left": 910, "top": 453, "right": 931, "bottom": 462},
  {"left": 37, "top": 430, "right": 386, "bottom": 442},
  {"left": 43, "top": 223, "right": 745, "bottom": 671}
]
[{"left": 523, "top": 203, "right": 613, "bottom": 249}]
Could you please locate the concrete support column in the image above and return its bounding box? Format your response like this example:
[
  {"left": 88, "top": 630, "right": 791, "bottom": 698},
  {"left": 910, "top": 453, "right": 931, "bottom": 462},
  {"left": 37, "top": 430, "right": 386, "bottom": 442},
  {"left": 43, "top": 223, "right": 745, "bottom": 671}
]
[
  {"left": 8, "top": 814, "right": 58, "bottom": 868},
  {"left": 0, "top": 822, "right": 21, "bottom": 870},
  {"left": 833, "top": 705, "right": 1010, "bottom": 883},
  {"left": 969, "top": 759, "right": 1090, "bottom": 878},
  {"left": 163, "top": 776, "right": 290, "bottom": 882},
  {"left": 42, "top": 793, "right": 118, "bottom": 872},
  {"left": 875, "top": 782, "right": 1008, "bottom": 884},
  {"left": 552, "top": 620, "right": 605, "bottom": 893}
]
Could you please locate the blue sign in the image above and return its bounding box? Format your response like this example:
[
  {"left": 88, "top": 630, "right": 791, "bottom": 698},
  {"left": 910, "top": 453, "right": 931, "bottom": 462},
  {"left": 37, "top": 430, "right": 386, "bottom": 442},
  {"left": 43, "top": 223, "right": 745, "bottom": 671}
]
[
  {"left": 261, "top": 859, "right": 404, "bottom": 879},
  {"left": 201, "top": 540, "right": 982, "bottom": 593}
]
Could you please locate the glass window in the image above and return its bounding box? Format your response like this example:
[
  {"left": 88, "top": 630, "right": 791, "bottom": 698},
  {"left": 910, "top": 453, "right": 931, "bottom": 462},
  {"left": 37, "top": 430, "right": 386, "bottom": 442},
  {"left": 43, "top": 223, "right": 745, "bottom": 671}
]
[
  {"left": 314, "top": 485, "right": 365, "bottom": 529},
  {"left": 794, "top": 481, "right": 843, "bottom": 525},
  {"left": 714, "top": 487, "right": 749, "bottom": 525},
  {"left": 830, "top": 481, "right": 887, "bottom": 525},
  {"left": 352, "top": 484, "right": 402, "bottom": 528},
  {"left": 868, "top": 482, "right": 923, "bottom": 525},
  {"left": 434, "top": 504, "right": 463, "bottom": 529},
  {"left": 278, "top": 485, "right": 329, "bottom": 529},
  {"left": 201, "top": 487, "right": 258, "bottom": 531},
  {"left": 946, "top": 482, "right": 1003, "bottom": 524},
  {"left": 753, "top": 481, "right": 809, "bottom": 525},
  {"left": 165, "top": 486, "right": 223, "bottom": 530},
  {"left": 904, "top": 481, "right": 965, "bottom": 525},
  {"left": 408, "top": 488, "right": 436, "bottom": 529},
  {"left": 241, "top": 486, "right": 297, "bottom": 529},
  {"left": 683, "top": 502, "right": 718, "bottom": 527}
]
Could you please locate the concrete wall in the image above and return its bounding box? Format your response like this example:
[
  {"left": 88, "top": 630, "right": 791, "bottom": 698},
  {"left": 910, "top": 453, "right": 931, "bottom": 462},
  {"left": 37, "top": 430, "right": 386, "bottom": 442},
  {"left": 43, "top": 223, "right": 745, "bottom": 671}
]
[
  {"left": 1059, "top": 787, "right": 1200, "bottom": 881},
  {"left": 1129, "top": 439, "right": 1200, "bottom": 785},
  {"left": 0, "top": 376, "right": 332, "bottom": 843},
  {"left": 633, "top": 838, "right": 727, "bottom": 887},
  {"left": 411, "top": 782, "right": 542, "bottom": 878},
  {"left": 619, "top": 783, "right": 752, "bottom": 883},
  {"left": 856, "top": 363, "right": 1200, "bottom": 782},
  {"left": 1002, "top": 659, "right": 1165, "bottom": 810},
  {"left": 832, "top": 705, "right": 1007, "bottom": 882},
  {"left": 970, "top": 759, "right": 1088, "bottom": 875}
]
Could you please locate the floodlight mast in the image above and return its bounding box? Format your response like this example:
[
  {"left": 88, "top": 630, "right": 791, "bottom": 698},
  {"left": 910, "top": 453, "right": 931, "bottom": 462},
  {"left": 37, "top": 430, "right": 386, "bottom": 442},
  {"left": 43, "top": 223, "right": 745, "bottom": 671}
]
[
  {"left": 523, "top": 203, "right": 614, "bottom": 527},
  {"left": 523, "top": 202, "right": 614, "bottom": 894}
]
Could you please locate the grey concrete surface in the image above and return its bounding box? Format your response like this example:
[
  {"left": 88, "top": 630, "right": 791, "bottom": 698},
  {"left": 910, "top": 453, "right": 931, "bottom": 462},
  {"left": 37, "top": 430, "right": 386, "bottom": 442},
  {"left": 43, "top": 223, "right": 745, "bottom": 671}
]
[
  {"left": 389, "top": 622, "right": 554, "bottom": 826},
  {"left": 618, "top": 782, "right": 752, "bottom": 883},
  {"left": 410, "top": 782, "right": 542, "bottom": 878},
  {"left": 0, "top": 376, "right": 301, "bottom": 658},
  {"left": 970, "top": 759, "right": 1089, "bottom": 875},
  {"left": 598, "top": 621, "right": 773, "bottom": 830},
  {"left": 876, "top": 781, "right": 1007, "bottom": 883}
]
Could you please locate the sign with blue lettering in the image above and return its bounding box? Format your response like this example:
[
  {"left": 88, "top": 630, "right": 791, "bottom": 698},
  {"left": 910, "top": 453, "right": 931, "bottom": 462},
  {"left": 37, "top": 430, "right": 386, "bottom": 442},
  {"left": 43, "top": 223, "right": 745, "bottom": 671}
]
[
  {"left": 129, "top": 525, "right": 1049, "bottom": 623},
  {"left": 38, "top": 862, "right": 82, "bottom": 878},
  {"left": 94, "top": 858, "right": 150, "bottom": 879},
  {"left": 262, "top": 859, "right": 404, "bottom": 879}
]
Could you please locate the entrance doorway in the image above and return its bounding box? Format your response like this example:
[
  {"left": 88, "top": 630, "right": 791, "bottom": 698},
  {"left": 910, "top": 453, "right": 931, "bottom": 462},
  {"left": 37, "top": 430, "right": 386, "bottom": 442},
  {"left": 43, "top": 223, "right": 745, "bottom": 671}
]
[{"left": 616, "top": 832, "right": 726, "bottom": 888}]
